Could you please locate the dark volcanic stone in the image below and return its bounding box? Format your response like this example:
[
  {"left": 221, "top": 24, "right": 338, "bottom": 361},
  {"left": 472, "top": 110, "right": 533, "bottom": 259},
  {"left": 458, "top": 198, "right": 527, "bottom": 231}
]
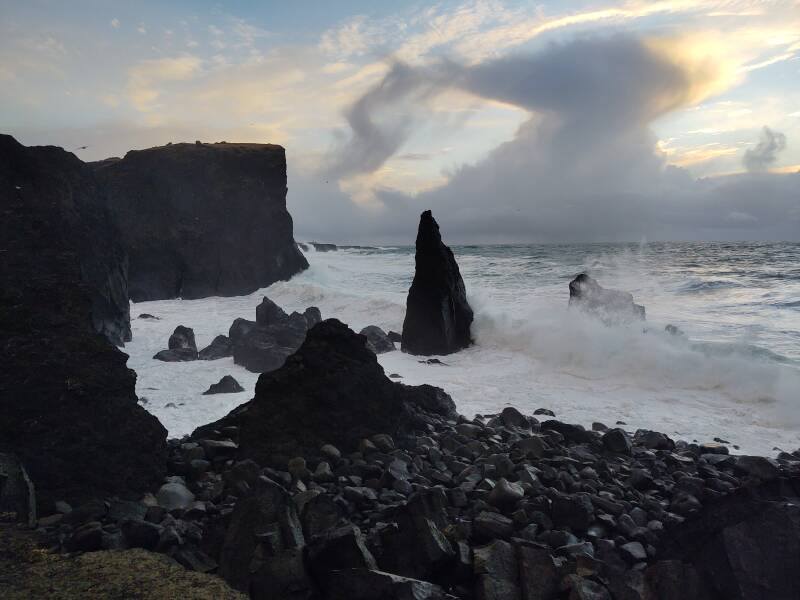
[
  {"left": 93, "top": 141, "right": 308, "bottom": 301},
  {"left": 168, "top": 325, "right": 197, "bottom": 351},
  {"left": 219, "top": 476, "right": 304, "bottom": 592},
  {"left": 307, "top": 525, "right": 377, "bottom": 584},
  {"left": 602, "top": 428, "right": 632, "bottom": 454},
  {"left": 153, "top": 348, "right": 198, "bottom": 362},
  {"left": 203, "top": 375, "right": 245, "bottom": 395},
  {"left": 660, "top": 488, "right": 800, "bottom": 599},
  {"left": 359, "top": 325, "right": 395, "bottom": 354},
  {"left": 0, "top": 135, "right": 130, "bottom": 345},
  {"left": 198, "top": 334, "right": 233, "bottom": 360},
  {"left": 569, "top": 273, "right": 645, "bottom": 323},
  {"left": 401, "top": 211, "right": 473, "bottom": 356},
  {"left": 0, "top": 136, "right": 167, "bottom": 510},
  {"left": 193, "top": 319, "right": 457, "bottom": 468}
]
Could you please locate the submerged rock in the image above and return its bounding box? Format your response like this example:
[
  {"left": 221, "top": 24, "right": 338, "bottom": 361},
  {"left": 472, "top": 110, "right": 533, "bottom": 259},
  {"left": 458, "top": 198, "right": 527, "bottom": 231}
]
[
  {"left": 203, "top": 375, "right": 245, "bottom": 395},
  {"left": 568, "top": 273, "right": 645, "bottom": 323},
  {"left": 193, "top": 319, "right": 457, "bottom": 468},
  {"left": 402, "top": 211, "right": 473, "bottom": 356}
]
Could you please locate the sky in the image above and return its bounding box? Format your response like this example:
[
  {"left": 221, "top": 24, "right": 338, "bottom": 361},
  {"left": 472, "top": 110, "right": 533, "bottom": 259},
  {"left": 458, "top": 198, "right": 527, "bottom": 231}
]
[{"left": 2, "top": 0, "right": 799, "bottom": 243}]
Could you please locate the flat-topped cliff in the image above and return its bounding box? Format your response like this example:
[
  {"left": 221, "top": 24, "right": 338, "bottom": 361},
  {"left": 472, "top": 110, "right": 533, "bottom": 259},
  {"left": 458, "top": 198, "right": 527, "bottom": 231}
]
[{"left": 93, "top": 141, "right": 308, "bottom": 301}]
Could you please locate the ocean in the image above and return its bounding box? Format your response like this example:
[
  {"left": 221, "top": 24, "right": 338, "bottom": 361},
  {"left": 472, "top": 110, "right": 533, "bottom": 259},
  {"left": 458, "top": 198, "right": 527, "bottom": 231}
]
[{"left": 126, "top": 242, "right": 800, "bottom": 455}]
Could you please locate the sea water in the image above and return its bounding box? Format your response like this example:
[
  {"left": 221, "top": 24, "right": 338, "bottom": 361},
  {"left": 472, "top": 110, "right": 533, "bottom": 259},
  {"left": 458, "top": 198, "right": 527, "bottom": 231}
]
[{"left": 126, "top": 242, "right": 800, "bottom": 455}]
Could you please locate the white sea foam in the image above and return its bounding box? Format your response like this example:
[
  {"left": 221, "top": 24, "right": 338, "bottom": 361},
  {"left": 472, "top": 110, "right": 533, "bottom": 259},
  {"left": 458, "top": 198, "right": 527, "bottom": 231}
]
[{"left": 126, "top": 243, "right": 800, "bottom": 455}]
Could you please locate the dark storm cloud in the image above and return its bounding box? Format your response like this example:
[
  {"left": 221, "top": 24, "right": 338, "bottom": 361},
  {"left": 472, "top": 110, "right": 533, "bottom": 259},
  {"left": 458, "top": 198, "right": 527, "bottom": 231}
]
[{"left": 743, "top": 126, "right": 787, "bottom": 172}]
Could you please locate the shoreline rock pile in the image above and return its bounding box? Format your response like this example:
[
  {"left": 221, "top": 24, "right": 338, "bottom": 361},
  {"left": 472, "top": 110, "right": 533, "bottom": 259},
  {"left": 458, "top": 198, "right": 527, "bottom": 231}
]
[{"left": 30, "top": 320, "right": 800, "bottom": 599}]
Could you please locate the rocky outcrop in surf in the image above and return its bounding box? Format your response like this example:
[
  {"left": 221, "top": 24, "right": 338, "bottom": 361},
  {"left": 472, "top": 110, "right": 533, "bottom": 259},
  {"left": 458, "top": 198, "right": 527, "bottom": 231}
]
[
  {"left": 569, "top": 273, "right": 646, "bottom": 323},
  {"left": 402, "top": 211, "right": 473, "bottom": 356},
  {"left": 229, "top": 297, "right": 322, "bottom": 373},
  {"left": 0, "top": 135, "right": 167, "bottom": 510},
  {"left": 93, "top": 142, "right": 308, "bottom": 301}
]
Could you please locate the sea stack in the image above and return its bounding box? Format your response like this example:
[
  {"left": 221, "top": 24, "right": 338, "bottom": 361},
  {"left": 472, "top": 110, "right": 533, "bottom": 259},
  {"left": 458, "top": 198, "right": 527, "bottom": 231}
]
[{"left": 401, "top": 210, "right": 473, "bottom": 355}]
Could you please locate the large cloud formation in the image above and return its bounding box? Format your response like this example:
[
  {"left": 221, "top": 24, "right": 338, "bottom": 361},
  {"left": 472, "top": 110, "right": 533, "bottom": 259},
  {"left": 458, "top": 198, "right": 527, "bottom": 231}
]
[{"left": 296, "top": 35, "right": 799, "bottom": 243}]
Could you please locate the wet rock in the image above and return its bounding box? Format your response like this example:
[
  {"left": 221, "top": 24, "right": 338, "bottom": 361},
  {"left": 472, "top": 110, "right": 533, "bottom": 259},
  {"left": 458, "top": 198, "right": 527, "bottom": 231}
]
[
  {"left": 360, "top": 326, "right": 395, "bottom": 354},
  {"left": 388, "top": 331, "right": 402, "bottom": 343},
  {"left": 153, "top": 348, "right": 199, "bottom": 362},
  {"left": 551, "top": 494, "right": 594, "bottom": 531},
  {"left": 635, "top": 430, "right": 675, "bottom": 451},
  {"left": 602, "top": 428, "right": 632, "bottom": 454},
  {"left": 198, "top": 335, "right": 233, "bottom": 360},
  {"left": 169, "top": 325, "right": 197, "bottom": 352},
  {"left": 568, "top": 273, "right": 645, "bottom": 323},
  {"left": 732, "top": 455, "right": 780, "bottom": 481},
  {"left": 488, "top": 478, "right": 524, "bottom": 509},
  {"left": 203, "top": 375, "right": 245, "bottom": 395},
  {"left": 474, "top": 511, "right": 515, "bottom": 541},
  {"left": 401, "top": 211, "right": 473, "bottom": 356}
]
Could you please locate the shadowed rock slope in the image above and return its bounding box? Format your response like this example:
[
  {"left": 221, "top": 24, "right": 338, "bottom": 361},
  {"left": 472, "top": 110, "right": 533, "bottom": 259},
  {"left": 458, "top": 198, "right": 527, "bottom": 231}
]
[
  {"left": 0, "top": 135, "right": 167, "bottom": 511},
  {"left": 192, "top": 319, "right": 457, "bottom": 468},
  {"left": 93, "top": 141, "right": 308, "bottom": 301}
]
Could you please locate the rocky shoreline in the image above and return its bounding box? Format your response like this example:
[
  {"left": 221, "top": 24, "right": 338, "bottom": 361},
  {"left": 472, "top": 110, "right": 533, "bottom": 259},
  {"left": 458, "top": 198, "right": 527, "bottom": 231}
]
[{"left": 18, "top": 319, "right": 800, "bottom": 600}]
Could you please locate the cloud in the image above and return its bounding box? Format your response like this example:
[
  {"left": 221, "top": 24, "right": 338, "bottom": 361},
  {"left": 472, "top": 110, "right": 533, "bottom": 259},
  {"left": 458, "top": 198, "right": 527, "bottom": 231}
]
[
  {"left": 297, "top": 33, "right": 799, "bottom": 243},
  {"left": 127, "top": 55, "right": 203, "bottom": 111},
  {"left": 743, "top": 126, "right": 787, "bottom": 171},
  {"left": 110, "top": 18, "right": 120, "bottom": 29}
]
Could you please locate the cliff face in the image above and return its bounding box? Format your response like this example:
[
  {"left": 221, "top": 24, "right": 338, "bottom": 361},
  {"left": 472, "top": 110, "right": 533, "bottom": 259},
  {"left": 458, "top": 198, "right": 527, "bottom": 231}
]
[
  {"left": 0, "top": 135, "right": 131, "bottom": 346},
  {"left": 93, "top": 142, "right": 308, "bottom": 301},
  {"left": 0, "top": 135, "right": 167, "bottom": 510}
]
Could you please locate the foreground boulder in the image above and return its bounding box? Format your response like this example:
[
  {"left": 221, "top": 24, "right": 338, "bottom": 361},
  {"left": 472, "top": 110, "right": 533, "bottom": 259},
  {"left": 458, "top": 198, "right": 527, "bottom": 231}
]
[
  {"left": 0, "top": 136, "right": 167, "bottom": 511},
  {"left": 568, "top": 273, "right": 646, "bottom": 323},
  {"left": 193, "top": 319, "right": 457, "bottom": 468},
  {"left": 659, "top": 488, "right": 800, "bottom": 599},
  {"left": 402, "top": 211, "right": 473, "bottom": 356},
  {"left": 93, "top": 142, "right": 308, "bottom": 301},
  {"left": 230, "top": 297, "right": 321, "bottom": 373}
]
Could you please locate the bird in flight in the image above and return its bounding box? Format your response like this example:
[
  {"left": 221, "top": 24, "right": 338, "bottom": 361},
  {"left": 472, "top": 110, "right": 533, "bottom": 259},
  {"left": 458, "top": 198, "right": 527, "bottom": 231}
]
[{"left": 76, "top": 145, "right": 88, "bottom": 150}]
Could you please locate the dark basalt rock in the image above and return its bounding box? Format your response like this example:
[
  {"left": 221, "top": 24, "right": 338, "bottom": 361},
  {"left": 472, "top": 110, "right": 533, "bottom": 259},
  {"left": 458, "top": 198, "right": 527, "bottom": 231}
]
[
  {"left": 569, "top": 273, "right": 646, "bottom": 323},
  {"left": 192, "top": 319, "right": 457, "bottom": 469},
  {"left": 402, "top": 211, "right": 473, "bottom": 356},
  {"left": 359, "top": 325, "right": 395, "bottom": 354},
  {"left": 154, "top": 325, "right": 199, "bottom": 361},
  {"left": 0, "top": 135, "right": 130, "bottom": 346},
  {"left": 0, "top": 136, "right": 167, "bottom": 510},
  {"left": 203, "top": 375, "right": 244, "bottom": 395},
  {"left": 0, "top": 453, "right": 37, "bottom": 527},
  {"left": 93, "top": 142, "right": 308, "bottom": 301},
  {"left": 198, "top": 335, "right": 233, "bottom": 360},
  {"left": 169, "top": 325, "right": 197, "bottom": 351},
  {"left": 660, "top": 488, "right": 800, "bottom": 599}
]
